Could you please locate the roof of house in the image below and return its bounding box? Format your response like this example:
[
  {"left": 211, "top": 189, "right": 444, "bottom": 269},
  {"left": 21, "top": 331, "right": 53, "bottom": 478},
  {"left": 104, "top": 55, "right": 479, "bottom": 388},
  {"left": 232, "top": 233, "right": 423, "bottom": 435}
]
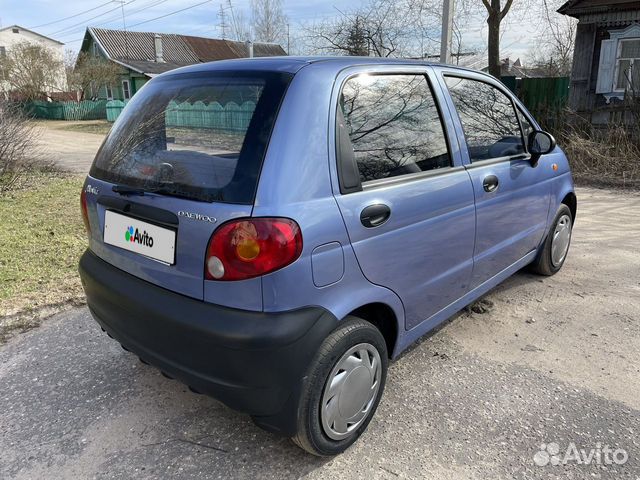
[
  {"left": 558, "top": 0, "right": 640, "bottom": 17},
  {"left": 83, "top": 27, "right": 287, "bottom": 76},
  {"left": 0, "top": 25, "right": 64, "bottom": 45}
]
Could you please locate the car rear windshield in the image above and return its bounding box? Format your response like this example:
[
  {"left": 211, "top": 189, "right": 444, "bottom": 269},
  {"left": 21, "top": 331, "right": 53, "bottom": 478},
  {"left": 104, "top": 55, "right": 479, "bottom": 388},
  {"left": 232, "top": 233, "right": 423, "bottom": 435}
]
[{"left": 90, "top": 71, "right": 292, "bottom": 204}]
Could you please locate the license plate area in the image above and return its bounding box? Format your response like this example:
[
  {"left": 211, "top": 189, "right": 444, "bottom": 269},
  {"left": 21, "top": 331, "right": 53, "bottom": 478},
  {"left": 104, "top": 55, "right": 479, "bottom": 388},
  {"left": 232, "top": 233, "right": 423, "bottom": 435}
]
[{"left": 103, "top": 210, "right": 176, "bottom": 265}]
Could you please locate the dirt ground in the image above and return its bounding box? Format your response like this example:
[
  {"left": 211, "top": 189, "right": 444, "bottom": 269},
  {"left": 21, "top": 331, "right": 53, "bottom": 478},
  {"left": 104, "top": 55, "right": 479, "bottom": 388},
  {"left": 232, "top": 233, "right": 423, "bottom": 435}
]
[
  {"left": 34, "top": 120, "right": 107, "bottom": 173},
  {"left": 0, "top": 186, "right": 639, "bottom": 479}
]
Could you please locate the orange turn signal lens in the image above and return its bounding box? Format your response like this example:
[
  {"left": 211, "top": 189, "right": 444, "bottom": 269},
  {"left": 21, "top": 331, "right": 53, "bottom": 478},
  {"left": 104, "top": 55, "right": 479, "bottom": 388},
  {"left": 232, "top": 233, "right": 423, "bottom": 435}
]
[{"left": 236, "top": 239, "right": 260, "bottom": 261}]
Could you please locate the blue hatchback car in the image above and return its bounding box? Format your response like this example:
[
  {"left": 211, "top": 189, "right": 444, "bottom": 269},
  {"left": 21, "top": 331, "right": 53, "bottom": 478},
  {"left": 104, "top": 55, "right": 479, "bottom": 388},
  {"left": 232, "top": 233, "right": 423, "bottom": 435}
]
[{"left": 79, "top": 57, "right": 576, "bottom": 455}]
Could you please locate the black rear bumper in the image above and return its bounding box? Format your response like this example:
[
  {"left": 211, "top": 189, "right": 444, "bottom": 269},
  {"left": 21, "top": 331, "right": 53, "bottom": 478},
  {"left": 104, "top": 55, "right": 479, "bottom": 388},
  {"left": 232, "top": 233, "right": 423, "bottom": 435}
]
[{"left": 78, "top": 250, "right": 337, "bottom": 436}]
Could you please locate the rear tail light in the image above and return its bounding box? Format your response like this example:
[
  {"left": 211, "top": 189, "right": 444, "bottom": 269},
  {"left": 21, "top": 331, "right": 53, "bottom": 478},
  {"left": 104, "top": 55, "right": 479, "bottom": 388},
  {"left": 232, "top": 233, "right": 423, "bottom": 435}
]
[
  {"left": 80, "top": 187, "right": 91, "bottom": 235},
  {"left": 205, "top": 218, "right": 303, "bottom": 281}
]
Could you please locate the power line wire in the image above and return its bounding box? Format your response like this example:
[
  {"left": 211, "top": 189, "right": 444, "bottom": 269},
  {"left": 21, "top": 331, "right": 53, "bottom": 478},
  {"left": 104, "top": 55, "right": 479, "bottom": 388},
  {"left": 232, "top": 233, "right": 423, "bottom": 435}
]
[
  {"left": 60, "top": 0, "right": 213, "bottom": 43},
  {"left": 128, "top": 0, "right": 213, "bottom": 28},
  {"left": 55, "top": 0, "right": 171, "bottom": 38},
  {"left": 47, "top": 1, "right": 138, "bottom": 36},
  {"left": 29, "top": 0, "right": 115, "bottom": 29}
]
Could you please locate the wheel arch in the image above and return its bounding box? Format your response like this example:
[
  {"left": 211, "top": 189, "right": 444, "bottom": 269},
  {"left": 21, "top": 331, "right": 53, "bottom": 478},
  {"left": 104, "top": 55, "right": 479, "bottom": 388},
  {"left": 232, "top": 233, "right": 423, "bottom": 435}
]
[
  {"left": 348, "top": 303, "right": 398, "bottom": 359},
  {"left": 561, "top": 191, "right": 577, "bottom": 222}
]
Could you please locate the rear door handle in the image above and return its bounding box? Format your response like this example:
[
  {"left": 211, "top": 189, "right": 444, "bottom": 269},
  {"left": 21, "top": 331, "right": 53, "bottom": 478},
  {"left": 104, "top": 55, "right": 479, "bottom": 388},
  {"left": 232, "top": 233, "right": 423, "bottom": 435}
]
[
  {"left": 483, "top": 175, "right": 499, "bottom": 193},
  {"left": 360, "top": 204, "right": 391, "bottom": 228}
]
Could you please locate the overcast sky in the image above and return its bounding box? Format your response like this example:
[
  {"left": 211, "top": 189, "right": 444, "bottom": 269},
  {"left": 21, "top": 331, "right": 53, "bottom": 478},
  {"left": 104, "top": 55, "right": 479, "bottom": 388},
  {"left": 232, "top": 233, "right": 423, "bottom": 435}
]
[{"left": 1, "top": 0, "right": 543, "bottom": 61}]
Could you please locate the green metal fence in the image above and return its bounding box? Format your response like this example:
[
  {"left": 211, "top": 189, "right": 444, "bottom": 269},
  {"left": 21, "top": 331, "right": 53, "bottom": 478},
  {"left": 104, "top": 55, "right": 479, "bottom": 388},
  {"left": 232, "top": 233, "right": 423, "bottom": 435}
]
[
  {"left": 24, "top": 100, "right": 108, "bottom": 120},
  {"left": 516, "top": 77, "right": 570, "bottom": 132},
  {"left": 106, "top": 100, "right": 256, "bottom": 132},
  {"left": 518, "top": 77, "right": 570, "bottom": 112}
]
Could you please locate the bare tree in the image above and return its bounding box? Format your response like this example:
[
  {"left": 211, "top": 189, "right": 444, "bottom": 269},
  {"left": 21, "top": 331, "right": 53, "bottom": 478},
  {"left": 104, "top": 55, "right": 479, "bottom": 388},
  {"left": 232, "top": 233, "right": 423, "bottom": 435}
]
[
  {"left": 481, "top": 0, "right": 516, "bottom": 77},
  {"left": 0, "top": 42, "right": 63, "bottom": 101},
  {"left": 223, "top": 0, "right": 251, "bottom": 41},
  {"left": 0, "top": 102, "right": 43, "bottom": 193},
  {"left": 251, "top": 0, "right": 288, "bottom": 44},
  {"left": 527, "top": 0, "right": 576, "bottom": 76},
  {"left": 303, "top": 0, "right": 440, "bottom": 58},
  {"left": 68, "top": 52, "right": 122, "bottom": 101}
]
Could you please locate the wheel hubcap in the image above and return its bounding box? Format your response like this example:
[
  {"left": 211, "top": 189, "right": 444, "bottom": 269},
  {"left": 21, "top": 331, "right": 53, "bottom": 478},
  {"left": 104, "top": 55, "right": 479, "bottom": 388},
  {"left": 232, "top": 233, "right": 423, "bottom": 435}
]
[
  {"left": 320, "top": 343, "right": 381, "bottom": 441},
  {"left": 551, "top": 214, "right": 572, "bottom": 267}
]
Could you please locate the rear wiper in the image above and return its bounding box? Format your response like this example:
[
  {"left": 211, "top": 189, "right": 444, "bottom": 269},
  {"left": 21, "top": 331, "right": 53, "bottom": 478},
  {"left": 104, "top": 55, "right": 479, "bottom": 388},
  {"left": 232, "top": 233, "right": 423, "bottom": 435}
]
[
  {"left": 112, "top": 184, "right": 148, "bottom": 196},
  {"left": 112, "top": 183, "right": 212, "bottom": 202}
]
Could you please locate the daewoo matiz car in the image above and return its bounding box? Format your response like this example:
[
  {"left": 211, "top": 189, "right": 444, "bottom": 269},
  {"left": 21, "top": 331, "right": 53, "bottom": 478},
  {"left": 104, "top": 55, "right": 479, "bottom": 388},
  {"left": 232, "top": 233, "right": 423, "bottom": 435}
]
[{"left": 79, "top": 57, "right": 576, "bottom": 456}]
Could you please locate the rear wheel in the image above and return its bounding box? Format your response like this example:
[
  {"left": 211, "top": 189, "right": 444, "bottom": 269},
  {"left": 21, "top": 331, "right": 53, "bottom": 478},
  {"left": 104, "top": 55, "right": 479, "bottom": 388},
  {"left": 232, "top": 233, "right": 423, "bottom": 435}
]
[
  {"left": 293, "top": 317, "right": 388, "bottom": 456},
  {"left": 530, "top": 204, "right": 573, "bottom": 276}
]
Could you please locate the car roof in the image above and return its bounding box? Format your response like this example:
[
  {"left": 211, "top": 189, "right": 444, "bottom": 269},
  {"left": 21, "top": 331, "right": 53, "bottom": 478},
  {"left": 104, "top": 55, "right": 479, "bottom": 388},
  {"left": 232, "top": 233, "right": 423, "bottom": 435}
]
[{"left": 162, "top": 55, "right": 483, "bottom": 78}]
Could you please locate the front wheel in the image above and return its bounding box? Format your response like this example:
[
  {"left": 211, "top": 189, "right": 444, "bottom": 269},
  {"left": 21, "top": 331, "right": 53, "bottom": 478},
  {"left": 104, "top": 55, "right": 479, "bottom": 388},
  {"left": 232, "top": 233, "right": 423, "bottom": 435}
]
[
  {"left": 292, "top": 317, "right": 388, "bottom": 456},
  {"left": 530, "top": 204, "right": 573, "bottom": 276}
]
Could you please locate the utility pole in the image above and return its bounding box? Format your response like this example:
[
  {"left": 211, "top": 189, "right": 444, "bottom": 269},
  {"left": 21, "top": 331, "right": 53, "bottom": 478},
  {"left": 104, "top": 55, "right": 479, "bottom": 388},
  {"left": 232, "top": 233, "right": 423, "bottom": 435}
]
[
  {"left": 286, "top": 22, "right": 290, "bottom": 55},
  {"left": 439, "top": 0, "right": 454, "bottom": 64},
  {"left": 113, "top": 0, "right": 129, "bottom": 61}
]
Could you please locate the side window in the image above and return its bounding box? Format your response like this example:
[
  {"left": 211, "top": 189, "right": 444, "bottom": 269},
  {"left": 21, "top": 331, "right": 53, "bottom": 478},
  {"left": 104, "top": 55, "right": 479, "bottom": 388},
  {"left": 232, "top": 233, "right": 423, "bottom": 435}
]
[
  {"left": 340, "top": 74, "right": 450, "bottom": 183},
  {"left": 444, "top": 76, "right": 524, "bottom": 162}
]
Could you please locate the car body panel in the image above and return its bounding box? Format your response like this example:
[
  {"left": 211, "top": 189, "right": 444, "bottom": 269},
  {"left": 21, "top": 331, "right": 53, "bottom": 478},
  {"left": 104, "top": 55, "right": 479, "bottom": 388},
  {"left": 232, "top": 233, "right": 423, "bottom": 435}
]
[
  {"left": 83, "top": 176, "right": 256, "bottom": 302},
  {"left": 433, "top": 67, "right": 554, "bottom": 288},
  {"left": 81, "top": 56, "right": 576, "bottom": 382}
]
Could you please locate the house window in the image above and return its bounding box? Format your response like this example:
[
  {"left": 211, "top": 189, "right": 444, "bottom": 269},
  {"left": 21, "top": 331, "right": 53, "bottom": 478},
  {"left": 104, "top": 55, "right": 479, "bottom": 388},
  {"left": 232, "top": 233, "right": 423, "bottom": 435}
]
[
  {"left": 615, "top": 38, "right": 640, "bottom": 91},
  {"left": 0, "top": 46, "right": 5, "bottom": 58},
  {"left": 12, "top": 28, "right": 19, "bottom": 34},
  {"left": 106, "top": 84, "right": 113, "bottom": 100},
  {"left": 122, "top": 80, "right": 131, "bottom": 100}
]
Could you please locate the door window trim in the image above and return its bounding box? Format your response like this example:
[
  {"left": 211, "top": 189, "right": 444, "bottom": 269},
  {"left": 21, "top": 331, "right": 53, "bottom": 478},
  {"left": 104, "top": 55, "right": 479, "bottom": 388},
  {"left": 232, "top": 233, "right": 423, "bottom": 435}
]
[
  {"left": 442, "top": 73, "right": 531, "bottom": 165},
  {"left": 335, "top": 70, "right": 457, "bottom": 194}
]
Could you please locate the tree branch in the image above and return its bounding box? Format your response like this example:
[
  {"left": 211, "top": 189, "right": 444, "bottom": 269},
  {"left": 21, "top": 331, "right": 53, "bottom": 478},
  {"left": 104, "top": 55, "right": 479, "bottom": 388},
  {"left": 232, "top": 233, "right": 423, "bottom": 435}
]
[{"left": 500, "top": 0, "right": 515, "bottom": 20}]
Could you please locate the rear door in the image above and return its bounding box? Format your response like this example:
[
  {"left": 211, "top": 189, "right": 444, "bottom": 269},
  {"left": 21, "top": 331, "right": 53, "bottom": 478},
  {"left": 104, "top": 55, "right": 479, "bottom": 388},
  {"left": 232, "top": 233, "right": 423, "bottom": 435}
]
[
  {"left": 84, "top": 71, "right": 291, "bottom": 307},
  {"left": 331, "top": 67, "right": 476, "bottom": 330},
  {"left": 438, "top": 71, "right": 551, "bottom": 288}
]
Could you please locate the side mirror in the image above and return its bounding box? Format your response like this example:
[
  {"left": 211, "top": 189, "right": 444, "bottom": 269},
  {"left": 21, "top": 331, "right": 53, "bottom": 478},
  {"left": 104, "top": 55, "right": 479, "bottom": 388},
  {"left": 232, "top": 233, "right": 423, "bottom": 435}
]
[{"left": 527, "top": 131, "right": 556, "bottom": 167}]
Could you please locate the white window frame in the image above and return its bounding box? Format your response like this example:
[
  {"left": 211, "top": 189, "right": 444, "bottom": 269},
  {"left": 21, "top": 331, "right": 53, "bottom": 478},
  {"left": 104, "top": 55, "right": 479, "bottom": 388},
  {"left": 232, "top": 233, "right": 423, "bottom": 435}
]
[
  {"left": 613, "top": 38, "right": 640, "bottom": 92},
  {"left": 122, "top": 80, "right": 131, "bottom": 100},
  {"left": 105, "top": 84, "right": 113, "bottom": 100}
]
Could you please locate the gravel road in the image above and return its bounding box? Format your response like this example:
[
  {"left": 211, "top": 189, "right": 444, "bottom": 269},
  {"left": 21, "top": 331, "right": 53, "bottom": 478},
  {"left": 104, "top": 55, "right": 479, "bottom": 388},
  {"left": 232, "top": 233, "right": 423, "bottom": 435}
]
[{"left": 1, "top": 187, "right": 639, "bottom": 479}]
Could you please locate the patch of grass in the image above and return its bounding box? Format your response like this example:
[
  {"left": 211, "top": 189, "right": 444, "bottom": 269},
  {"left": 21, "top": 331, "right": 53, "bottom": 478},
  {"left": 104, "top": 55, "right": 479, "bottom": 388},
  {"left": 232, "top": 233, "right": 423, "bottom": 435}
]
[
  {"left": 55, "top": 120, "right": 112, "bottom": 136},
  {"left": 0, "top": 173, "right": 86, "bottom": 319}
]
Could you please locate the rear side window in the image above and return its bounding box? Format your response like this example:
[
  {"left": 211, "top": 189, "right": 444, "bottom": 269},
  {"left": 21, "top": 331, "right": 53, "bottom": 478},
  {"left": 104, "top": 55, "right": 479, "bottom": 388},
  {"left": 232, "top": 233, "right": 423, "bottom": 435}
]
[
  {"left": 91, "top": 71, "right": 291, "bottom": 204},
  {"left": 339, "top": 74, "right": 450, "bottom": 183},
  {"left": 444, "top": 76, "right": 524, "bottom": 162}
]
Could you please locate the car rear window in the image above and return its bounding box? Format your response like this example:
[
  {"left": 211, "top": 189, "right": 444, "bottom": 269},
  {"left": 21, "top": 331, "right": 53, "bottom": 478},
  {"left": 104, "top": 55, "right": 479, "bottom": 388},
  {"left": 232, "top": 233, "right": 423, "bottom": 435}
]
[{"left": 90, "top": 71, "right": 292, "bottom": 204}]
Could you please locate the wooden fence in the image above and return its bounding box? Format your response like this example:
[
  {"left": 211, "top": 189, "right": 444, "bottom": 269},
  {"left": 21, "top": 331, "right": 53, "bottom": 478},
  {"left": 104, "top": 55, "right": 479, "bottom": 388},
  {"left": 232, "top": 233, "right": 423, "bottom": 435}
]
[
  {"left": 106, "top": 100, "right": 256, "bottom": 132},
  {"left": 24, "top": 100, "right": 108, "bottom": 121}
]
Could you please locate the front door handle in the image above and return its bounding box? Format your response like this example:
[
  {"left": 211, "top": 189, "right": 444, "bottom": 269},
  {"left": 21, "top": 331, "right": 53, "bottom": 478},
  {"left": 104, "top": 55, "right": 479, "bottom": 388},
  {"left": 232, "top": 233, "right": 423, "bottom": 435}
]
[
  {"left": 360, "top": 204, "right": 391, "bottom": 228},
  {"left": 483, "top": 175, "right": 499, "bottom": 193}
]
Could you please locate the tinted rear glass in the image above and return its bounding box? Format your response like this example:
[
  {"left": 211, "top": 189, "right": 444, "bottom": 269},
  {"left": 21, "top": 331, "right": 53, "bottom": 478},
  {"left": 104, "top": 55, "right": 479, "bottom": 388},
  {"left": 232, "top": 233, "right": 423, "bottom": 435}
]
[{"left": 90, "top": 71, "right": 291, "bottom": 204}]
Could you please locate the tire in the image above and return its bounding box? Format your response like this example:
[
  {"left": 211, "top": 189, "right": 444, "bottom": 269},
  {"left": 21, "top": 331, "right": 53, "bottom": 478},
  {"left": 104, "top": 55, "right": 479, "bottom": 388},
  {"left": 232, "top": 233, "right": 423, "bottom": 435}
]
[
  {"left": 530, "top": 204, "right": 573, "bottom": 276},
  {"left": 292, "top": 316, "right": 388, "bottom": 456}
]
